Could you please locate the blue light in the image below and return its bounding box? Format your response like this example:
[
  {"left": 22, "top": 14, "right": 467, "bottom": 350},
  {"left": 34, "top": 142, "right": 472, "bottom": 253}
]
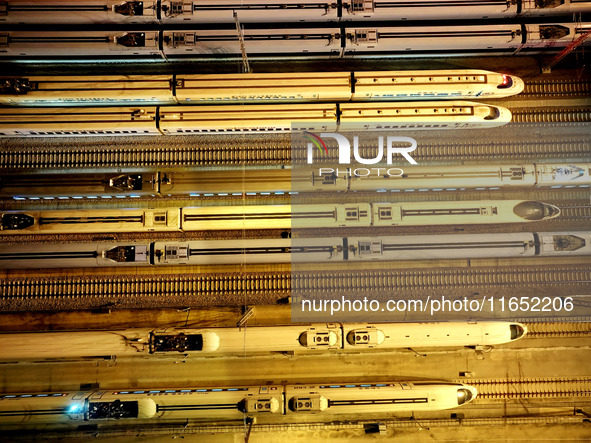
[{"left": 67, "top": 403, "right": 81, "bottom": 413}]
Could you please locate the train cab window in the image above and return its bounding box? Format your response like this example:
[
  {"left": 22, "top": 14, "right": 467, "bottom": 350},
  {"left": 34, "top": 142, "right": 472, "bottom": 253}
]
[{"left": 345, "top": 208, "right": 359, "bottom": 221}]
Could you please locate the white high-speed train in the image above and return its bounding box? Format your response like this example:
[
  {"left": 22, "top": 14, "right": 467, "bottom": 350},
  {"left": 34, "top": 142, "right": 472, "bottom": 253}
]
[
  {"left": 0, "top": 200, "right": 562, "bottom": 234},
  {"left": 0, "top": 70, "right": 524, "bottom": 106},
  {"left": 0, "top": 101, "right": 511, "bottom": 137},
  {"left": 2, "top": 163, "right": 588, "bottom": 200},
  {"left": 1, "top": 0, "right": 589, "bottom": 24},
  {"left": 0, "top": 23, "right": 588, "bottom": 60},
  {"left": 0, "top": 381, "right": 477, "bottom": 427},
  {"left": 0, "top": 321, "right": 526, "bottom": 360},
  {"left": 0, "top": 231, "right": 587, "bottom": 269}
]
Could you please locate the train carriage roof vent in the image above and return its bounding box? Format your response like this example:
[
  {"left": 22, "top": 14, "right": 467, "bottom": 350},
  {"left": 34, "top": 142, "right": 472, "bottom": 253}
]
[
  {"left": 353, "top": 29, "right": 378, "bottom": 45},
  {"left": 350, "top": 0, "right": 375, "bottom": 13}
]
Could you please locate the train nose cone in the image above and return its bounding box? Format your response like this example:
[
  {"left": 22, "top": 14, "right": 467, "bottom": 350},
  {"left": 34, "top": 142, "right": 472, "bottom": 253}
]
[
  {"left": 511, "top": 76, "right": 525, "bottom": 94},
  {"left": 457, "top": 387, "right": 477, "bottom": 405},
  {"left": 510, "top": 323, "right": 527, "bottom": 340}
]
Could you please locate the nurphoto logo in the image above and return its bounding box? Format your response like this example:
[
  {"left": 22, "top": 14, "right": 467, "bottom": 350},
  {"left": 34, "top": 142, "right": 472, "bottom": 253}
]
[{"left": 305, "top": 132, "right": 419, "bottom": 165}]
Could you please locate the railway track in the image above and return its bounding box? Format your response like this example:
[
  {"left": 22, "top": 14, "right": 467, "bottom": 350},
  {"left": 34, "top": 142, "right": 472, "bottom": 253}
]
[
  {"left": 1, "top": 138, "right": 589, "bottom": 169},
  {"left": 521, "top": 79, "right": 591, "bottom": 98},
  {"left": 460, "top": 377, "right": 591, "bottom": 400},
  {"left": 512, "top": 108, "right": 591, "bottom": 123},
  {"left": 524, "top": 321, "right": 591, "bottom": 339},
  {"left": 1, "top": 266, "right": 589, "bottom": 300},
  {"left": 559, "top": 205, "right": 591, "bottom": 221}
]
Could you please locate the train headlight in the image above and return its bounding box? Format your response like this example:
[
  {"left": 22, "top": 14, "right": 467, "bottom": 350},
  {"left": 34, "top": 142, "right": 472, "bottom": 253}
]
[
  {"left": 497, "top": 75, "right": 513, "bottom": 89},
  {"left": 67, "top": 403, "right": 83, "bottom": 414}
]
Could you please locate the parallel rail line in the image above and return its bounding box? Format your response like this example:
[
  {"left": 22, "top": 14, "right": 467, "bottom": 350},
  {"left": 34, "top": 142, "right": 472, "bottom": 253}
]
[
  {"left": 521, "top": 79, "right": 591, "bottom": 98},
  {"left": 524, "top": 321, "right": 591, "bottom": 338},
  {"left": 1, "top": 266, "right": 589, "bottom": 299},
  {"left": 461, "top": 377, "right": 591, "bottom": 400},
  {"left": 0, "top": 138, "right": 589, "bottom": 168}
]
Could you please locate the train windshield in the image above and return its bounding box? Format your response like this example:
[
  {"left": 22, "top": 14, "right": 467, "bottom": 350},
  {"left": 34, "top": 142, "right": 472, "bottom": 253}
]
[{"left": 513, "top": 201, "right": 560, "bottom": 221}]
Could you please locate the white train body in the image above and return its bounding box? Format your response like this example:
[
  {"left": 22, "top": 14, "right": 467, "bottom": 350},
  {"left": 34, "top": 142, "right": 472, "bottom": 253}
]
[
  {"left": 341, "top": 0, "right": 591, "bottom": 21},
  {"left": 1, "top": 1, "right": 589, "bottom": 24},
  {"left": 0, "top": 101, "right": 511, "bottom": 137},
  {"left": 0, "top": 200, "right": 562, "bottom": 235},
  {"left": 0, "top": 70, "right": 524, "bottom": 106},
  {"left": 2, "top": 163, "right": 588, "bottom": 200},
  {"left": 0, "top": 24, "right": 588, "bottom": 60},
  {"left": 0, "top": 321, "right": 526, "bottom": 360},
  {"left": 0, "top": 381, "right": 476, "bottom": 427},
  {"left": 2, "top": 231, "right": 588, "bottom": 269}
]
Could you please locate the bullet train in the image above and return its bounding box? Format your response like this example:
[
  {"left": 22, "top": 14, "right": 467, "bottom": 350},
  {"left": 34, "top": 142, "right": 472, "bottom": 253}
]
[
  {"left": 0, "top": 23, "right": 588, "bottom": 61},
  {"left": 1, "top": 0, "right": 589, "bottom": 24},
  {"left": 0, "top": 70, "right": 524, "bottom": 106},
  {"left": 2, "top": 163, "right": 588, "bottom": 201},
  {"left": 0, "top": 322, "right": 526, "bottom": 360},
  {"left": 0, "top": 101, "right": 511, "bottom": 137},
  {"left": 0, "top": 231, "right": 587, "bottom": 269},
  {"left": 0, "top": 200, "right": 562, "bottom": 235},
  {"left": 0, "top": 381, "right": 478, "bottom": 427}
]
